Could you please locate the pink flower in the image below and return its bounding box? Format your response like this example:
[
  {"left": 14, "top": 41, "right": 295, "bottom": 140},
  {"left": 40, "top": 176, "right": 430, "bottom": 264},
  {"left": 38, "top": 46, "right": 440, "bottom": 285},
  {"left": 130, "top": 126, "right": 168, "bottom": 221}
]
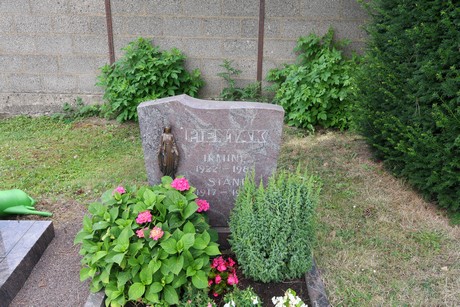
[
  {"left": 217, "top": 263, "right": 227, "bottom": 272},
  {"left": 208, "top": 279, "right": 213, "bottom": 286},
  {"left": 227, "top": 272, "right": 238, "bottom": 285},
  {"left": 113, "top": 186, "right": 126, "bottom": 194},
  {"left": 136, "top": 210, "right": 152, "bottom": 224},
  {"left": 213, "top": 292, "right": 219, "bottom": 297},
  {"left": 196, "top": 198, "right": 210, "bottom": 212},
  {"left": 136, "top": 228, "right": 148, "bottom": 238},
  {"left": 171, "top": 177, "right": 190, "bottom": 191},
  {"left": 149, "top": 226, "right": 164, "bottom": 241},
  {"left": 207, "top": 304, "right": 213, "bottom": 307},
  {"left": 227, "top": 257, "right": 236, "bottom": 267},
  {"left": 211, "top": 256, "right": 225, "bottom": 272},
  {"left": 215, "top": 275, "right": 222, "bottom": 284}
]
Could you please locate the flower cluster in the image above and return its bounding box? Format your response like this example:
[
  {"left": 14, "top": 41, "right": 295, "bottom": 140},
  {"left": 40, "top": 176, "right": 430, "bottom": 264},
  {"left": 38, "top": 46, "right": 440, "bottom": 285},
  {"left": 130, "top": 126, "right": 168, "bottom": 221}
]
[
  {"left": 196, "top": 198, "right": 210, "bottom": 213},
  {"left": 113, "top": 186, "right": 126, "bottom": 194},
  {"left": 208, "top": 256, "right": 238, "bottom": 297},
  {"left": 171, "top": 177, "right": 190, "bottom": 191},
  {"left": 134, "top": 210, "right": 164, "bottom": 241},
  {"left": 272, "top": 289, "right": 307, "bottom": 307}
]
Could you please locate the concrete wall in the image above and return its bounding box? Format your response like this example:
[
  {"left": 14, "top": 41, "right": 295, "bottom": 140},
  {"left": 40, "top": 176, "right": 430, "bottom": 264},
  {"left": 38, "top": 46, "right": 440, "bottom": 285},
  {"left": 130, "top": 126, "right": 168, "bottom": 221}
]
[{"left": 0, "top": 0, "right": 368, "bottom": 116}]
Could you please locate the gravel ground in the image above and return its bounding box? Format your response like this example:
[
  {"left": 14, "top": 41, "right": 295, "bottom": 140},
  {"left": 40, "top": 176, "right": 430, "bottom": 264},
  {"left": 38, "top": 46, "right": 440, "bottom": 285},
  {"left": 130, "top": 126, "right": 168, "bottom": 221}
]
[{"left": 9, "top": 200, "right": 90, "bottom": 307}]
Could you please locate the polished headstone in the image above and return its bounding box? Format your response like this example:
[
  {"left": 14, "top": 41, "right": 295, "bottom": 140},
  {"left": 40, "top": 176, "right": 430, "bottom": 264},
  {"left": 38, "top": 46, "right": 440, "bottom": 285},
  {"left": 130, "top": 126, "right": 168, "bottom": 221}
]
[
  {"left": 138, "top": 94, "right": 284, "bottom": 227},
  {"left": 0, "top": 220, "right": 54, "bottom": 307}
]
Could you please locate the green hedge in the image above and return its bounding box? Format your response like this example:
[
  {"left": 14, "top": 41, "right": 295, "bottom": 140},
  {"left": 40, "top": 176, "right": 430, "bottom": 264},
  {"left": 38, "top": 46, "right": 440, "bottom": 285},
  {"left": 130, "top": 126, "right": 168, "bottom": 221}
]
[{"left": 356, "top": 0, "right": 459, "bottom": 211}]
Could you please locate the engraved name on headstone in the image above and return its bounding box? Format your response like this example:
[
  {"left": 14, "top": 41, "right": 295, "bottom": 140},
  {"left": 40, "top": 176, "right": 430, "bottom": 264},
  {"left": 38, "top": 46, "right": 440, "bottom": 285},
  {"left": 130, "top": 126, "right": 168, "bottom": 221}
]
[{"left": 138, "top": 95, "right": 284, "bottom": 227}]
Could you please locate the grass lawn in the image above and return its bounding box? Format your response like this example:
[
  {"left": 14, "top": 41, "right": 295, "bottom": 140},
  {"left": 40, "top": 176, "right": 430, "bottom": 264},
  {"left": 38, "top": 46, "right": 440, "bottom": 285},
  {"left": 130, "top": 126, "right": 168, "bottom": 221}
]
[{"left": 1, "top": 116, "right": 458, "bottom": 306}]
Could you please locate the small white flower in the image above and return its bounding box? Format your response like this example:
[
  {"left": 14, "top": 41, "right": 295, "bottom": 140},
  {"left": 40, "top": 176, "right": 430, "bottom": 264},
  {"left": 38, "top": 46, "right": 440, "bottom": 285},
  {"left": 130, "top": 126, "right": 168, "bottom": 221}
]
[
  {"left": 223, "top": 301, "right": 236, "bottom": 307},
  {"left": 252, "top": 296, "right": 259, "bottom": 305}
]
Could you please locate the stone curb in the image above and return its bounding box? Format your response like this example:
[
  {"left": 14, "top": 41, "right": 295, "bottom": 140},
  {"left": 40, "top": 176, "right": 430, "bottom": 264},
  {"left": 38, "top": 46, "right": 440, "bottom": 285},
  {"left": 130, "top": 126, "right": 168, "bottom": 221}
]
[{"left": 305, "top": 258, "right": 330, "bottom": 307}]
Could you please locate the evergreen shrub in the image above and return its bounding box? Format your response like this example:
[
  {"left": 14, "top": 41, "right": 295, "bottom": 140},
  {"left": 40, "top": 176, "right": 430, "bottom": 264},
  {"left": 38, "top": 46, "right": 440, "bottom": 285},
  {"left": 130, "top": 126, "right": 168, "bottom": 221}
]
[
  {"left": 356, "top": 0, "right": 459, "bottom": 211},
  {"left": 229, "top": 169, "right": 320, "bottom": 282}
]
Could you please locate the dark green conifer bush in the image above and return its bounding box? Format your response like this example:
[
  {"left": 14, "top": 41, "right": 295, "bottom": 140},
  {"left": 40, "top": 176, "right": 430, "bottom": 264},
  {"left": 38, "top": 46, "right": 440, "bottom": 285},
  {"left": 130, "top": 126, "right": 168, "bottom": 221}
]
[
  {"left": 97, "top": 38, "right": 204, "bottom": 122},
  {"left": 355, "top": 0, "right": 459, "bottom": 211},
  {"left": 229, "top": 169, "right": 320, "bottom": 282}
]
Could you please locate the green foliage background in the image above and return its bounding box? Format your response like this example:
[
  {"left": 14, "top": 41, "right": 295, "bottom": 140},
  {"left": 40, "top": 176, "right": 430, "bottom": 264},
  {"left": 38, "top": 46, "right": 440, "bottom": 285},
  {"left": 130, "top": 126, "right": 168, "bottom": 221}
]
[
  {"left": 267, "top": 28, "right": 357, "bottom": 131},
  {"left": 97, "top": 38, "right": 204, "bottom": 122},
  {"left": 355, "top": 0, "right": 459, "bottom": 211}
]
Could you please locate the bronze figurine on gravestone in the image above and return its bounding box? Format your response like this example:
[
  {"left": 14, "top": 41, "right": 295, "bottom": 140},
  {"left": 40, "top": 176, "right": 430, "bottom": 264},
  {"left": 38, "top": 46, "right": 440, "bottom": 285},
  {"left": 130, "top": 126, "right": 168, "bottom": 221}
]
[{"left": 158, "top": 126, "right": 179, "bottom": 178}]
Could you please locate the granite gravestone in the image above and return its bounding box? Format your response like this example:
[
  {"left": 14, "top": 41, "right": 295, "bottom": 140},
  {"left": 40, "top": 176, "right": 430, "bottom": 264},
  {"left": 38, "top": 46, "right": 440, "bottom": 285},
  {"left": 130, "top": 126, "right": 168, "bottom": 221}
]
[{"left": 138, "top": 94, "right": 284, "bottom": 228}]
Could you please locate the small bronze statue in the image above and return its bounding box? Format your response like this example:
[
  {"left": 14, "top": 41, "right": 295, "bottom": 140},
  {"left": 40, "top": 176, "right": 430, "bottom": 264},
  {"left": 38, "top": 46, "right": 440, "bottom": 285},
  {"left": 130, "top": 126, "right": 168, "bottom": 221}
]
[{"left": 158, "top": 126, "right": 179, "bottom": 178}]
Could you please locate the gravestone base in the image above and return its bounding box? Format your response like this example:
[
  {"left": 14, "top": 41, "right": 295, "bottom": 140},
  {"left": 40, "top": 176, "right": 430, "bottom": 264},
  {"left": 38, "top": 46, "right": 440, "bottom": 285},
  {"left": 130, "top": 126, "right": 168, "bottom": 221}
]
[
  {"left": 0, "top": 220, "right": 54, "bottom": 307},
  {"left": 215, "top": 227, "right": 231, "bottom": 251}
]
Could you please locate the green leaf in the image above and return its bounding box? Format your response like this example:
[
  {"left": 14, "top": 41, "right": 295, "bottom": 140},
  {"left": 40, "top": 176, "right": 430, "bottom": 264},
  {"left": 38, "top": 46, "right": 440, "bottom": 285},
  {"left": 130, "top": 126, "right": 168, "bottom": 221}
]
[
  {"left": 182, "top": 201, "right": 198, "bottom": 219},
  {"left": 180, "top": 233, "right": 195, "bottom": 251},
  {"left": 109, "top": 207, "right": 119, "bottom": 222},
  {"left": 191, "top": 270, "right": 208, "bottom": 289},
  {"left": 161, "top": 176, "right": 173, "bottom": 185},
  {"left": 160, "top": 238, "right": 178, "bottom": 254},
  {"left": 162, "top": 255, "right": 184, "bottom": 276},
  {"left": 164, "top": 285, "right": 179, "bottom": 305},
  {"left": 145, "top": 291, "right": 159, "bottom": 304},
  {"left": 88, "top": 202, "right": 106, "bottom": 216},
  {"left": 168, "top": 214, "right": 183, "bottom": 229},
  {"left": 90, "top": 251, "right": 107, "bottom": 265},
  {"left": 140, "top": 265, "right": 153, "bottom": 285},
  {"left": 143, "top": 189, "right": 157, "bottom": 206},
  {"left": 92, "top": 221, "right": 110, "bottom": 231},
  {"left": 128, "top": 282, "right": 145, "bottom": 301},
  {"left": 192, "top": 237, "right": 207, "bottom": 250},
  {"left": 74, "top": 230, "right": 91, "bottom": 244},
  {"left": 113, "top": 227, "right": 132, "bottom": 253},
  {"left": 183, "top": 221, "right": 195, "bottom": 234},
  {"left": 147, "top": 282, "right": 163, "bottom": 294},
  {"left": 116, "top": 271, "right": 131, "bottom": 288},
  {"left": 186, "top": 266, "right": 196, "bottom": 277},
  {"left": 204, "top": 244, "right": 220, "bottom": 256},
  {"left": 110, "top": 252, "right": 125, "bottom": 265},
  {"left": 172, "top": 255, "right": 184, "bottom": 275},
  {"left": 83, "top": 215, "right": 92, "bottom": 232},
  {"left": 80, "top": 267, "right": 92, "bottom": 281},
  {"left": 171, "top": 272, "right": 187, "bottom": 288},
  {"left": 148, "top": 259, "right": 162, "bottom": 274}
]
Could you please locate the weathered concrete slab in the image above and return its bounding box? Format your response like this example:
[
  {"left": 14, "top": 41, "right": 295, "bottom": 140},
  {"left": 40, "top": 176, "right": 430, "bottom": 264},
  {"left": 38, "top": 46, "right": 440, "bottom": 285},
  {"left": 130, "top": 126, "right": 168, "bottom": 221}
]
[{"left": 138, "top": 94, "right": 284, "bottom": 227}]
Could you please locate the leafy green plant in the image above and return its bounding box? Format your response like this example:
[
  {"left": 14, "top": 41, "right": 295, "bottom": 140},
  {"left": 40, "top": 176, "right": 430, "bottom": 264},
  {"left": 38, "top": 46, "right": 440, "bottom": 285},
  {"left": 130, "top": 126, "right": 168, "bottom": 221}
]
[
  {"left": 355, "top": 0, "right": 460, "bottom": 212},
  {"left": 74, "top": 176, "right": 220, "bottom": 306},
  {"left": 267, "top": 28, "right": 357, "bottom": 131},
  {"left": 218, "top": 59, "right": 266, "bottom": 102},
  {"left": 229, "top": 169, "right": 320, "bottom": 282},
  {"left": 223, "top": 286, "right": 262, "bottom": 307},
  {"left": 52, "top": 97, "right": 101, "bottom": 123},
  {"left": 97, "top": 37, "right": 204, "bottom": 122},
  {"left": 178, "top": 281, "right": 216, "bottom": 307}
]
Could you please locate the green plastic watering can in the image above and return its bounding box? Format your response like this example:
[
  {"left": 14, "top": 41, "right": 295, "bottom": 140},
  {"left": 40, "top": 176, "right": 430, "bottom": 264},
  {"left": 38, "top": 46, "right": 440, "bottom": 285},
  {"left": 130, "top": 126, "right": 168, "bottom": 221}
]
[{"left": 0, "top": 189, "right": 52, "bottom": 217}]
